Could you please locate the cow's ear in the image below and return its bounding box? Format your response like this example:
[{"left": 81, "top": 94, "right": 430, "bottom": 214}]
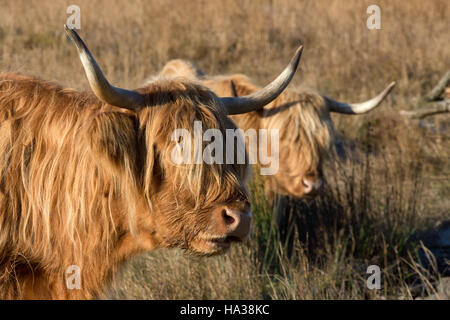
[
  {"left": 230, "top": 80, "right": 239, "bottom": 97},
  {"left": 227, "top": 75, "right": 259, "bottom": 97}
]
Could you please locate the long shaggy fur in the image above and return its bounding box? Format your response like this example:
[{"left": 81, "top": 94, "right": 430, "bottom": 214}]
[{"left": 0, "top": 73, "right": 248, "bottom": 299}]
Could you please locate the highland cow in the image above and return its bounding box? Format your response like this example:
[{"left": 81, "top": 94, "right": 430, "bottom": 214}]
[
  {"left": 0, "top": 27, "right": 302, "bottom": 299},
  {"left": 156, "top": 59, "right": 395, "bottom": 200}
]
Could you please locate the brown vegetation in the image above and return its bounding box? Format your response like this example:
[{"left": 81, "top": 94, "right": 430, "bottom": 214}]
[{"left": 0, "top": 0, "right": 449, "bottom": 299}]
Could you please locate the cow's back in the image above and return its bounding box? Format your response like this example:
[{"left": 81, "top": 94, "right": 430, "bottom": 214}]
[{"left": 0, "top": 73, "right": 139, "bottom": 298}]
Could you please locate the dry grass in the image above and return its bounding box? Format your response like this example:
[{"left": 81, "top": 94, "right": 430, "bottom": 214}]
[
  {"left": 0, "top": 0, "right": 449, "bottom": 299},
  {"left": 105, "top": 154, "right": 441, "bottom": 300}
]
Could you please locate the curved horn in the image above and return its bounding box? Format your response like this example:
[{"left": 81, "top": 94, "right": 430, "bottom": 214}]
[
  {"left": 221, "top": 46, "right": 303, "bottom": 115},
  {"left": 64, "top": 25, "right": 145, "bottom": 110},
  {"left": 326, "top": 81, "right": 396, "bottom": 114}
]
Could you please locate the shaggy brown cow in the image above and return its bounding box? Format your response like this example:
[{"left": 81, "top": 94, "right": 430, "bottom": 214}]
[
  {"left": 0, "top": 27, "right": 302, "bottom": 299},
  {"left": 156, "top": 59, "right": 395, "bottom": 199}
]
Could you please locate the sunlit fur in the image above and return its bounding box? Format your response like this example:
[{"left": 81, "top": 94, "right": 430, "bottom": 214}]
[
  {"left": 157, "top": 60, "right": 335, "bottom": 199},
  {"left": 0, "top": 73, "right": 248, "bottom": 299}
]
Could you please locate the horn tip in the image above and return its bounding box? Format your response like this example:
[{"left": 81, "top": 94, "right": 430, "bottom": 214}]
[
  {"left": 295, "top": 45, "right": 303, "bottom": 59},
  {"left": 64, "top": 24, "right": 73, "bottom": 35},
  {"left": 290, "top": 45, "right": 303, "bottom": 71},
  {"left": 64, "top": 24, "right": 74, "bottom": 38},
  {"left": 385, "top": 81, "right": 396, "bottom": 95},
  {"left": 64, "top": 25, "right": 83, "bottom": 51}
]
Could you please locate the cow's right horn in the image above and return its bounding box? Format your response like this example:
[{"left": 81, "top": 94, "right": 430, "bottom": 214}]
[
  {"left": 221, "top": 46, "right": 303, "bottom": 115},
  {"left": 65, "top": 25, "right": 145, "bottom": 110},
  {"left": 326, "top": 82, "right": 396, "bottom": 114}
]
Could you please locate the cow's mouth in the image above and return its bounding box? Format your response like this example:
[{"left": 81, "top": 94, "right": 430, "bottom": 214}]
[
  {"left": 205, "top": 235, "right": 242, "bottom": 249},
  {"left": 193, "top": 235, "right": 242, "bottom": 255}
]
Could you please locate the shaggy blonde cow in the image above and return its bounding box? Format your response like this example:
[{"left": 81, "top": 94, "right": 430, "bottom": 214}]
[
  {"left": 0, "top": 27, "right": 302, "bottom": 299},
  {"left": 157, "top": 59, "right": 395, "bottom": 200}
]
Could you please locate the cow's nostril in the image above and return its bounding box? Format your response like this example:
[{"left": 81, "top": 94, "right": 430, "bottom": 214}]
[
  {"left": 302, "top": 178, "right": 323, "bottom": 194},
  {"left": 222, "top": 210, "right": 236, "bottom": 225},
  {"left": 213, "top": 206, "right": 251, "bottom": 241},
  {"left": 302, "top": 179, "right": 313, "bottom": 193}
]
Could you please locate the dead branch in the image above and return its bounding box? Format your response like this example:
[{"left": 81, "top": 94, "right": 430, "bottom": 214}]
[
  {"left": 400, "top": 100, "right": 450, "bottom": 119},
  {"left": 419, "top": 70, "right": 450, "bottom": 105},
  {"left": 401, "top": 71, "right": 450, "bottom": 119}
]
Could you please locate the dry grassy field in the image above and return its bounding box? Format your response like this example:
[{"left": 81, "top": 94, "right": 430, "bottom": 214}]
[{"left": 0, "top": 0, "right": 449, "bottom": 299}]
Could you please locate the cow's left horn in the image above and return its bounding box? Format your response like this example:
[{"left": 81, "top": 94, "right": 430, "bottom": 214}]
[
  {"left": 221, "top": 46, "right": 303, "bottom": 115},
  {"left": 65, "top": 25, "right": 145, "bottom": 110},
  {"left": 326, "top": 82, "right": 396, "bottom": 115}
]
